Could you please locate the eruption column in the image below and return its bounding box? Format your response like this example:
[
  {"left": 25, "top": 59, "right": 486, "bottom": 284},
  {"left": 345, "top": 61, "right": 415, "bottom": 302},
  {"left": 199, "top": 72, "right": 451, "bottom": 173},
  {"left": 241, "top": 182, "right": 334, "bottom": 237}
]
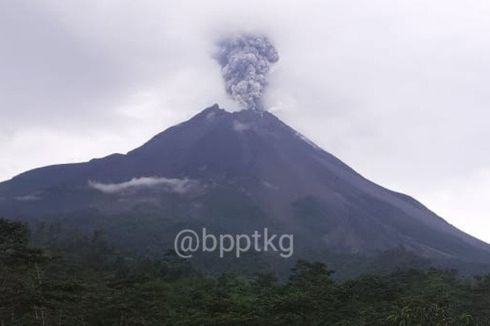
[{"left": 215, "top": 34, "right": 279, "bottom": 110}]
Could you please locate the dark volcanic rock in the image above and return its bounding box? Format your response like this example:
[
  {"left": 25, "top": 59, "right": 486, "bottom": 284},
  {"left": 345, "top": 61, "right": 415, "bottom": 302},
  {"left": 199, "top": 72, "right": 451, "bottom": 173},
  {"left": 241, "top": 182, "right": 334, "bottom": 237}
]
[{"left": 1, "top": 104, "right": 489, "bottom": 267}]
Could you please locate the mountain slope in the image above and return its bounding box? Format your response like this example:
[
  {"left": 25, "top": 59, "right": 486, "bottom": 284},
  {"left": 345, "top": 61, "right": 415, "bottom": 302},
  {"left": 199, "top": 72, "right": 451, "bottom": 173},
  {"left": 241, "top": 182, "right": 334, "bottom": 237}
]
[{"left": 1, "top": 104, "right": 489, "bottom": 266}]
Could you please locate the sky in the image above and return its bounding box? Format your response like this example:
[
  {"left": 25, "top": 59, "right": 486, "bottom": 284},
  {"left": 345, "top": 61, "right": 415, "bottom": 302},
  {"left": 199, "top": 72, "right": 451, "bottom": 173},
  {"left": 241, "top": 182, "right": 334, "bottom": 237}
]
[{"left": 1, "top": 0, "right": 489, "bottom": 242}]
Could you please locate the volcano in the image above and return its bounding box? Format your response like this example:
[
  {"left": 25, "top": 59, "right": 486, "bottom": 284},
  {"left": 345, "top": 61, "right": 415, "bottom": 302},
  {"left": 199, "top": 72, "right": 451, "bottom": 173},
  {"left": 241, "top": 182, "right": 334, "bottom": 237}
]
[{"left": 1, "top": 104, "right": 489, "bottom": 272}]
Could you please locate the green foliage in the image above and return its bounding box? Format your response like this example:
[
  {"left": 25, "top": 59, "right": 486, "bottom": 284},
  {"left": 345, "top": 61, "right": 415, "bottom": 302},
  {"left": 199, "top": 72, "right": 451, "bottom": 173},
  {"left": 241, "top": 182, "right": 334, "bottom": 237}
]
[{"left": 0, "top": 218, "right": 489, "bottom": 325}]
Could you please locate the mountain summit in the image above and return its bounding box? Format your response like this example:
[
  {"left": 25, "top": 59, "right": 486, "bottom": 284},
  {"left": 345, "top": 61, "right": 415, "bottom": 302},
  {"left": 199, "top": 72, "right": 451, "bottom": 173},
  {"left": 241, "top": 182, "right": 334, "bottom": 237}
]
[{"left": 1, "top": 105, "right": 489, "bottom": 269}]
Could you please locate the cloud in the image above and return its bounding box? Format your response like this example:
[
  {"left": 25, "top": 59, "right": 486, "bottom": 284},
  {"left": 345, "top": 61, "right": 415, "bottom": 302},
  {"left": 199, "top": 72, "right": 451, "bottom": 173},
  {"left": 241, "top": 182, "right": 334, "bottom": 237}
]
[
  {"left": 89, "top": 177, "right": 199, "bottom": 194},
  {"left": 233, "top": 120, "right": 250, "bottom": 132},
  {"left": 14, "top": 194, "right": 41, "bottom": 201}
]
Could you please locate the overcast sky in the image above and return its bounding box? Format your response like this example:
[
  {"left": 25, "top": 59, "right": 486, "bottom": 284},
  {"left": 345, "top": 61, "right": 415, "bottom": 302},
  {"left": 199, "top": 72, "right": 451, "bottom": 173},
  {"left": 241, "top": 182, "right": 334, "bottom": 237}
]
[{"left": 1, "top": 0, "right": 489, "bottom": 242}]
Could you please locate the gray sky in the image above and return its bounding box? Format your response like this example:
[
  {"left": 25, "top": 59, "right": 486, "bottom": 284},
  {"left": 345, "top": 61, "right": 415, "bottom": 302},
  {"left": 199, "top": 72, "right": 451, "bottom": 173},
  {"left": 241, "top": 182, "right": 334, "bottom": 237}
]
[{"left": 1, "top": 0, "right": 489, "bottom": 242}]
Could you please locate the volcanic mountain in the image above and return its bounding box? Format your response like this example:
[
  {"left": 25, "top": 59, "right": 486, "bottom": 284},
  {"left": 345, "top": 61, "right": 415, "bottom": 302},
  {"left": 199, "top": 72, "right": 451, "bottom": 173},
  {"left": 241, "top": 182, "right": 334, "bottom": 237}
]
[{"left": 1, "top": 104, "right": 489, "bottom": 271}]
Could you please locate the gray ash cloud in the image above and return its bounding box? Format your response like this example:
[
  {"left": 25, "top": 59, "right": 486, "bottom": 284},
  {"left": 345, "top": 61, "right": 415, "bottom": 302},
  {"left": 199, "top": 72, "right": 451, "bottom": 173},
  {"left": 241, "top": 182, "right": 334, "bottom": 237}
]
[{"left": 215, "top": 34, "right": 279, "bottom": 110}]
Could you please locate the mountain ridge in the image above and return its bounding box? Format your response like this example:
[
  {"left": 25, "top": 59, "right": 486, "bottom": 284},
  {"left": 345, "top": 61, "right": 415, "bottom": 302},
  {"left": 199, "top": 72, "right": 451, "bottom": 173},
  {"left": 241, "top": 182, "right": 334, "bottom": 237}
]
[{"left": 1, "top": 104, "right": 489, "bottom": 269}]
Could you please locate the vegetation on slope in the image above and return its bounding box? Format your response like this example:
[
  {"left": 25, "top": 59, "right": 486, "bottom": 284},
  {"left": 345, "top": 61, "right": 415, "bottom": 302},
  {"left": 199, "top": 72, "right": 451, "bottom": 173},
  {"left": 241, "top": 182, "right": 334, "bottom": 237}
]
[{"left": 1, "top": 218, "right": 489, "bottom": 325}]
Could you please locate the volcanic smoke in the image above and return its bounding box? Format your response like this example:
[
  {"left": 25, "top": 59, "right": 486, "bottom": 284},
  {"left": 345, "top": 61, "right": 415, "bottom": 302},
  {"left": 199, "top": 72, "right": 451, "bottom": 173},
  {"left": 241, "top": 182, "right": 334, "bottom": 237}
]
[{"left": 215, "top": 34, "right": 279, "bottom": 111}]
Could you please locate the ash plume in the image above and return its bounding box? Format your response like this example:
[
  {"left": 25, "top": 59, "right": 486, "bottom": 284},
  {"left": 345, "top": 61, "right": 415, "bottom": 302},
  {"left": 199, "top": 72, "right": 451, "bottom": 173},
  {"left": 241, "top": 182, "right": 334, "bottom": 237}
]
[{"left": 215, "top": 34, "right": 279, "bottom": 110}]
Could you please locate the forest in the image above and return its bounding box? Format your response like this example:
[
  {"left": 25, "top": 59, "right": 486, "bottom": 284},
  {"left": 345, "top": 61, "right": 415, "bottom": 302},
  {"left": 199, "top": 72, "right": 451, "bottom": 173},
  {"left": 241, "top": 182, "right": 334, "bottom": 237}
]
[{"left": 1, "top": 218, "right": 490, "bottom": 325}]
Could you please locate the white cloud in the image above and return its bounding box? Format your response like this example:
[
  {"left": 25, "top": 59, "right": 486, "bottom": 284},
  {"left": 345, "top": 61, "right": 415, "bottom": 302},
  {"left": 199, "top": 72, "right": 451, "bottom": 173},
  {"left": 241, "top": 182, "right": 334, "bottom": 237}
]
[
  {"left": 14, "top": 194, "right": 41, "bottom": 201},
  {"left": 232, "top": 120, "right": 250, "bottom": 132},
  {"left": 89, "top": 177, "right": 199, "bottom": 194}
]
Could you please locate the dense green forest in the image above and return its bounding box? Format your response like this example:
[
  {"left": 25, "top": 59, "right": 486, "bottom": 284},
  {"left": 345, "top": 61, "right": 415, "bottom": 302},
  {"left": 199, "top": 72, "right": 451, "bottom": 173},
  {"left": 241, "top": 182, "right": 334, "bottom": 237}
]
[{"left": 1, "top": 218, "right": 490, "bottom": 325}]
